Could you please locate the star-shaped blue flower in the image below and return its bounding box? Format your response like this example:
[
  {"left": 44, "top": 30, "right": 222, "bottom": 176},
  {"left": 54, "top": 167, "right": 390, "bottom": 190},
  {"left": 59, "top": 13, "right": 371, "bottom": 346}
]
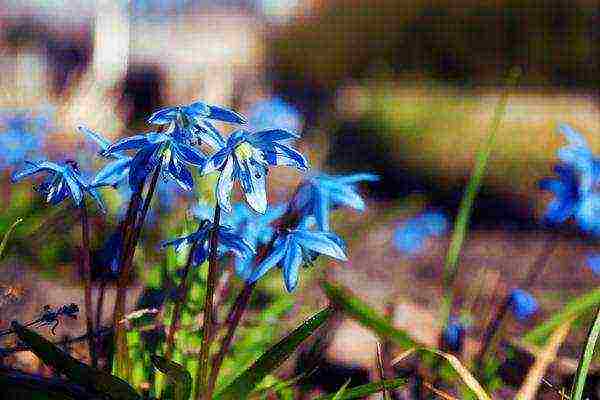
[
  {"left": 11, "top": 160, "right": 104, "bottom": 210},
  {"left": 162, "top": 219, "right": 255, "bottom": 266},
  {"left": 509, "top": 289, "right": 538, "bottom": 321},
  {"left": 248, "top": 228, "right": 347, "bottom": 292},
  {"left": 293, "top": 173, "right": 378, "bottom": 231},
  {"left": 393, "top": 211, "right": 448, "bottom": 256},
  {"left": 103, "top": 124, "right": 206, "bottom": 191},
  {"left": 202, "top": 129, "right": 309, "bottom": 214}
]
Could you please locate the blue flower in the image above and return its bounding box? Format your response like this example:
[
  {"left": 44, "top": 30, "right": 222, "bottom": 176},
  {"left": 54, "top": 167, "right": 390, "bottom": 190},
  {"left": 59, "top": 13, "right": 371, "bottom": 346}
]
[
  {"left": 248, "top": 228, "right": 347, "bottom": 292},
  {"left": 393, "top": 211, "right": 448, "bottom": 256},
  {"left": 104, "top": 124, "right": 206, "bottom": 191},
  {"left": 11, "top": 160, "right": 104, "bottom": 210},
  {"left": 202, "top": 129, "right": 309, "bottom": 214},
  {"left": 148, "top": 100, "right": 246, "bottom": 147},
  {"left": 586, "top": 253, "right": 600, "bottom": 276},
  {"left": 441, "top": 320, "right": 465, "bottom": 352},
  {"left": 509, "top": 289, "right": 538, "bottom": 321},
  {"left": 0, "top": 108, "right": 53, "bottom": 167},
  {"left": 247, "top": 97, "right": 303, "bottom": 133},
  {"left": 293, "top": 173, "right": 378, "bottom": 231},
  {"left": 162, "top": 220, "right": 255, "bottom": 267}
]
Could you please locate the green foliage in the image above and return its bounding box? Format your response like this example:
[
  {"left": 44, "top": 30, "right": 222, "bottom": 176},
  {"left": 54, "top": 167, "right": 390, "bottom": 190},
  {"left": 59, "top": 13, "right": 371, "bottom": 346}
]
[
  {"left": 214, "top": 307, "right": 334, "bottom": 400},
  {"left": 0, "top": 217, "right": 22, "bottom": 259},
  {"left": 571, "top": 309, "right": 600, "bottom": 400},
  {"left": 151, "top": 355, "right": 192, "bottom": 400},
  {"left": 313, "top": 378, "right": 407, "bottom": 400}
]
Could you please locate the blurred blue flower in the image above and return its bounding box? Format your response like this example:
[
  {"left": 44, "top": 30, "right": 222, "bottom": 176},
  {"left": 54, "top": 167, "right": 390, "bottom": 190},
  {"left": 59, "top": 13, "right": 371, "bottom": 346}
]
[
  {"left": 248, "top": 228, "right": 347, "bottom": 292},
  {"left": 202, "top": 129, "right": 308, "bottom": 214},
  {"left": 11, "top": 160, "right": 104, "bottom": 210},
  {"left": 393, "top": 211, "right": 448, "bottom": 256},
  {"left": 441, "top": 320, "right": 465, "bottom": 352},
  {"left": 247, "top": 97, "right": 303, "bottom": 133},
  {"left": 509, "top": 289, "right": 538, "bottom": 321},
  {"left": 104, "top": 124, "right": 206, "bottom": 191},
  {"left": 293, "top": 173, "right": 378, "bottom": 231},
  {"left": 540, "top": 124, "right": 600, "bottom": 234},
  {"left": 162, "top": 219, "right": 255, "bottom": 266},
  {"left": 0, "top": 108, "right": 53, "bottom": 168},
  {"left": 586, "top": 253, "right": 600, "bottom": 276}
]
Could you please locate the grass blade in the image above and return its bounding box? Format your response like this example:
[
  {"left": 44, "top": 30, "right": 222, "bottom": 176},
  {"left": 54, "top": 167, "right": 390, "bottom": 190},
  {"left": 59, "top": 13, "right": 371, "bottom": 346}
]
[
  {"left": 570, "top": 308, "right": 600, "bottom": 400},
  {"left": 151, "top": 355, "right": 192, "bottom": 400},
  {"left": 11, "top": 322, "right": 141, "bottom": 400},
  {"left": 322, "top": 281, "right": 418, "bottom": 349},
  {"left": 313, "top": 378, "right": 407, "bottom": 400},
  {"left": 214, "top": 306, "right": 334, "bottom": 400},
  {"left": 524, "top": 287, "right": 600, "bottom": 345},
  {"left": 440, "top": 67, "right": 521, "bottom": 320},
  {"left": 332, "top": 379, "right": 351, "bottom": 400},
  {"left": 0, "top": 217, "right": 22, "bottom": 259}
]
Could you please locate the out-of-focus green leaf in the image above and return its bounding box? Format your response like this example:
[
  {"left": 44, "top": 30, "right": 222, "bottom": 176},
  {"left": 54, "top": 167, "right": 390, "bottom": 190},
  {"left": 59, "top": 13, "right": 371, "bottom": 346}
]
[
  {"left": 571, "top": 309, "right": 600, "bottom": 400},
  {"left": 313, "top": 378, "right": 407, "bottom": 400},
  {"left": 215, "top": 307, "right": 334, "bottom": 400},
  {"left": 524, "top": 287, "right": 600, "bottom": 344},
  {"left": 0, "top": 217, "right": 22, "bottom": 259},
  {"left": 12, "top": 322, "right": 141, "bottom": 400},
  {"left": 332, "top": 379, "right": 351, "bottom": 400},
  {"left": 322, "top": 281, "right": 417, "bottom": 349},
  {"left": 151, "top": 355, "right": 192, "bottom": 400}
]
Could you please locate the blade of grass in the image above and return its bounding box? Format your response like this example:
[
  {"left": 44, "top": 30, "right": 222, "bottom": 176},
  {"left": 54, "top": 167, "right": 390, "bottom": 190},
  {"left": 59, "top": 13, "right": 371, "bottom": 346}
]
[
  {"left": 440, "top": 67, "right": 521, "bottom": 321},
  {"left": 376, "top": 342, "right": 391, "bottom": 400},
  {"left": 313, "top": 378, "right": 407, "bottom": 400},
  {"left": 322, "top": 281, "right": 418, "bottom": 349},
  {"left": 332, "top": 379, "right": 351, "bottom": 400},
  {"left": 516, "top": 318, "right": 573, "bottom": 400},
  {"left": 0, "top": 217, "right": 22, "bottom": 259},
  {"left": 524, "top": 287, "right": 600, "bottom": 345},
  {"left": 570, "top": 308, "right": 600, "bottom": 400},
  {"left": 214, "top": 307, "right": 334, "bottom": 400}
]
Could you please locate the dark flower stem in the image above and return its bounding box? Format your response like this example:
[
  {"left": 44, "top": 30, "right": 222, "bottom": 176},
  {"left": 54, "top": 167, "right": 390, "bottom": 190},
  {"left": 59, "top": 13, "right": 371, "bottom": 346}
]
[
  {"left": 80, "top": 202, "right": 97, "bottom": 368},
  {"left": 206, "top": 281, "right": 255, "bottom": 397},
  {"left": 195, "top": 203, "right": 221, "bottom": 400},
  {"left": 113, "top": 158, "right": 163, "bottom": 377},
  {"left": 475, "top": 236, "right": 557, "bottom": 371},
  {"left": 164, "top": 240, "right": 199, "bottom": 360}
]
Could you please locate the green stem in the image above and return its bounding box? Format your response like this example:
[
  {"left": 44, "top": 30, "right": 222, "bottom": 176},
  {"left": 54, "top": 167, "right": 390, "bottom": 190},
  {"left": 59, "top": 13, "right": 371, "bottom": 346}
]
[
  {"left": 80, "top": 203, "right": 97, "bottom": 368},
  {"left": 440, "top": 67, "right": 521, "bottom": 322},
  {"left": 195, "top": 203, "right": 221, "bottom": 400},
  {"left": 571, "top": 307, "right": 600, "bottom": 400},
  {"left": 164, "top": 240, "right": 199, "bottom": 361}
]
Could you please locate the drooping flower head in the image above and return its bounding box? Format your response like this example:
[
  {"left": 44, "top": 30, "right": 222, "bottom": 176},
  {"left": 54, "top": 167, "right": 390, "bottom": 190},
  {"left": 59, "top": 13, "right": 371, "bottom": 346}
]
[
  {"left": 248, "top": 227, "right": 347, "bottom": 292},
  {"left": 393, "top": 211, "right": 448, "bottom": 256},
  {"left": 509, "top": 289, "right": 538, "bottom": 321},
  {"left": 11, "top": 159, "right": 104, "bottom": 210},
  {"left": 292, "top": 173, "right": 378, "bottom": 231},
  {"left": 162, "top": 219, "right": 255, "bottom": 267},
  {"left": 540, "top": 124, "right": 600, "bottom": 234},
  {"left": 202, "top": 129, "right": 309, "bottom": 214},
  {"left": 441, "top": 319, "right": 465, "bottom": 353}
]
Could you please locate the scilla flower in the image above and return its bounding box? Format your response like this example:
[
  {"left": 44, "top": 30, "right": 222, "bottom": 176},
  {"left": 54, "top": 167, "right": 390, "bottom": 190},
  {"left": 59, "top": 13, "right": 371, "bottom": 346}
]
[
  {"left": 103, "top": 124, "right": 206, "bottom": 191},
  {"left": 248, "top": 228, "right": 347, "bottom": 292},
  {"left": 509, "top": 289, "right": 538, "bottom": 321},
  {"left": 293, "top": 173, "right": 378, "bottom": 231},
  {"left": 11, "top": 160, "right": 104, "bottom": 210},
  {"left": 162, "top": 220, "right": 255, "bottom": 267},
  {"left": 394, "top": 211, "right": 448, "bottom": 256},
  {"left": 441, "top": 319, "right": 465, "bottom": 353},
  {"left": 201, "top": 129, "right": 309, "bottom": 214}
]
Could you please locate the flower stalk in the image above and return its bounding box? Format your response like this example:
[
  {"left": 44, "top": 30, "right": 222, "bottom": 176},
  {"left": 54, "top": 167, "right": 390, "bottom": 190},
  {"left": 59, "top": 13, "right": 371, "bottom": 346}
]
[{"left": 80, "top": 202, "right": 97, "bottom": 368}]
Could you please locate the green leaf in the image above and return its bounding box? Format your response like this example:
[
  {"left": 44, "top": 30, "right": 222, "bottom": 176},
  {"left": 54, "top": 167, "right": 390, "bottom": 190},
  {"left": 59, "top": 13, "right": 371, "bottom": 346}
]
[
  {"left": 0, "top": 217, "right": 22, "bottom": 259},
  {"left": 322, "top": 281, "right": 417, "bottom": 349},
  {"left": 332, "top": 379, "right": 351, "bottom": 400},
  {"left": 12, "top": 322, "right": 141, "bottom": 400},
  {"left": 151, "top": 355, "right": 192, "bottom": 400},
  {"left": 313, "top": 378, "right": 407, "bottom": 400},
  {"left": 215, "top": 307, "right": 334, "bottom": 400},
  {"left": 524, "top": 287, "right": 600, "bottom": 344},
  {"left": 570, "top": 308, "right": 600, "bottom": 400}
]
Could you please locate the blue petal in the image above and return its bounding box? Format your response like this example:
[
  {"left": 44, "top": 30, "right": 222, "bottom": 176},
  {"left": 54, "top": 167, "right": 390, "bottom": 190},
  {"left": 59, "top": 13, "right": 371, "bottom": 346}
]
[
  {"left": 185, "top": 101, "right": 211, "bottom": 118},
  {"left": 292, "top": 230, "right": 347, "bottom": 261},
  {"left": 128, "top": 143, "right": 159, "bottom": 190},
  {"left": 267, "top": 143, "right": 309, "bottom": 170},
  {"left": 252, "top": 129, "right": 300, "bottom": 142},
  {"left": 248, "top": 236, "right": 288, "bottom": 283},
  {"left": 147, "top": 107, "right": 178, "bottom": 125},
  {"left": 201, "top": 147, "right": 230, "bottom": 175},
  {"left": 174, "top": 143, "right": 205, "bottom": 166},
  {"left": 586, "top": 253, "right": 600, "bottom": 276},
  {"left": 192, "top": 119, "right": 226, "bottom": 150},
  {"left": 207, "top": 104, "right": 247, "bottom": 124},
  {"left": 314, "top": 188, "right": 330, "bottom": 231},
  {"left": 558, "top": 123, "right": 588, "bottom": 148},
  {"left": 283, "top": 242, "right": 303, "bottom": 292},
  {"left": 77, "top": 125, "right": 111, "bottom": 151},
  {"left": 335, "top": 173, "right": 380, "bottom": 184},
  {"left": 241, "top": 160, "right": 268, "bottom": 214},
  {"left": 106, "top": 135, "right": 150, "bottom": 154},
  {"left": 63, "top": 170, "right": 84, "bottom": 206},
  {"left": 509, "top": 289, "right": 538, "bottom": 321},
  {"left": 216, "top": 156, "right": 235, "bottom": 212},
  {"left": 11, "top": 161, "right": 64, "bottom": 183},
  {"left": 167, "top": 158, "right": 193, "bottom": 190},
  {"left": 575, "top": 194, "right": 600, "bottom": 235},
  {"left": 86, "top": 186, "right": 106, "bottom": 212},
  {"left": 92, "top": 157, "right": 131, "bottom": 187}
]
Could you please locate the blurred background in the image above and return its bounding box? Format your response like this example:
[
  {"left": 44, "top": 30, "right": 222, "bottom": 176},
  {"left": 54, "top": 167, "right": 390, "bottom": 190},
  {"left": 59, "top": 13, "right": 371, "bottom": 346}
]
[{"left": 1, "top": 0, "right": 600, "bottom": 398}]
